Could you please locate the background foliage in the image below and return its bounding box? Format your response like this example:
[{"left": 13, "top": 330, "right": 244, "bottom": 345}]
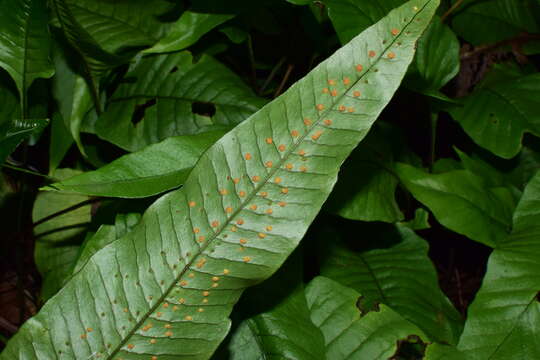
[{"left": 0, "top": 0, "right": 539, "bottom": 359}]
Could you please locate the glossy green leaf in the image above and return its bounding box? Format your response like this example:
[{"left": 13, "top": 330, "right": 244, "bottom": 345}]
[
  {"left": 425, "top": 343, "right": 466, "bottom": 360},
  {"left": 449, "top": 72, "right": 540, "bottom": 159},
  {"left": 306, "top": 276, "right": 428, "bottom": 359},
  {"left": 455, "top": 148, "right": 507, "bottom": 188},
  {"left": 52, "top": 40, "right": 93, "bottom": 157},
  {"left": 61, "top": 0, "right": 172, "bottom": 54},
  {"left": 325, "top": 123, "right": 405, "bottom": 222},
  {"left": 0, "top": 1, "right": 439, "bottom": 358},
  {"left": 49, "top": 112, "right": 74, "bottom": 174},
  {"left": 320, "top": 224, "right": 462, "bottom": 343},
  {"left": 45, "top": 131, "right": 226, "bottom": 198},
  {"left": 224, "top": 253, "right": 326, "bottom": 360},
  {"left": 324, "top": 0, "right": 406, "bottom": 44},
  {"left": 507, "top": 145, "right": 540, "bottom": 190},
  {"left": 50, "top": 0, "right": 131, "bottom": 110},
  {"left": 396, "top": 163, "right": 516, "bottom": 247},
  {"left": 0, "top": 118, "right": 49, "bottom": 164},
  {"left": 451, "top": 0, "right": 539, "bottom": 45},
  {"left": 94, "top": 52, "right": 266, "bottom": 151},
  {"left": 0, "top": 0, "right": 54, "bottom": 111},
  {"left": 33, "top": 169, "right": 92, "bottom": 301},
  {"left": 456, "top": 171, "right": 540, "bottom": 359},
  {"left": 145, "top": 12, "right": 235, "bottom": 54},
  {"left": 73, "top": 213, "right": 141, "bottom": 275},
  {"left": 410, "top": 16, "right": 459, "bottom": 91}
]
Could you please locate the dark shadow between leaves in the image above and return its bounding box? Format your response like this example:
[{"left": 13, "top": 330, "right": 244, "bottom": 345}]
[
  {"left": 357, "top": 295, "right": 380, "bottom": 317},
  {"left": 389, "top": 334, "right": 427, "bottom": 360},
  {"left": 192, "top": 102, "right": 216, "bottom": 118},
  {"left": 131, "top": 98, "right": 156, "bottom": 125}
]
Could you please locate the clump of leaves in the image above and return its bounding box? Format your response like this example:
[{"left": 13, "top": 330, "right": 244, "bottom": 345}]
[{"left": 0, "top": 0, "right": 539, "bottom": 359}]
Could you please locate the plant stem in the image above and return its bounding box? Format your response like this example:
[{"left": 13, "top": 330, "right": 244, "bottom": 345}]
[
  {"left": 247, "top": 34, "right": 257, "bottom": 90},
  {"left": 273, "top": 64, "right": 294, "bottom": 98},
  {"left": 461, "top": 33, "right": 540, "bottom": 60},
  {"left": 259, "top": 56, "right": 286, "bottom": 95},
  {"left": 2, "top": 163, "right": 57, "bottom": 181},
  {"left": 441, "top": 0, "right": 464, "bottom": 23}
]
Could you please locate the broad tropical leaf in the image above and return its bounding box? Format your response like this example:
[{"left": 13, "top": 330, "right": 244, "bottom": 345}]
[
  {"left": 409, "top": 16, "right": 460, "bottom": 91},
  {"left": 94, "top": 51, "right": 266, "bottom": 151},
  {"left": 145, "top": 12, "right": 235, "bottom": 54},
  {"left": 45, "top": 131, "right": 226, "bottom": 198},
  {"left": 52, "top": 40, "right": 93, "bottom": 157},
  {"left": 425, "top": 343, "right": 466, "bottom": 360},
  {"left": 33, "top": 169, "right": 92, "bottom": 301},
  {"left": 0, "top": 118, "right": 49, "bottom": 164},
  {"left": 306, "top": 276, "right": 428, "bottom": 359},
  {"left": 319, "top": 223, "right": 462, "bottom": 343},
  {"left": 325, "top": 123, "right": 411, "bottom": 223},
  {"left": 73, "top": 213, "right": 142, "bottom": 275},
  {"left": 449, "top": 70, "right": 540, "bottom": 159},
  {"left": 61, "top": 0, "right": 173, "bottom": 54},
  {"left": 455, "top": 171, "right": 540, "bottom": 359},
  {"left": 49, "top": 112, "right": 74, "bottom": 174},
  {"left": 0, "top": 1, "right": 438, "bottom": 358},
  {"left": 50, "top": 0, "right": 129, "bottom": 108},
  {"left": 0, "top": 0, "right": 54, "bottom": 113},
  {"left": 223, "top": 253, "right": 326, "bottom": 360},
  {"left": 396, "top": 163, "right": 516, "bottom": 247},
  {"left": 324, "top": 0, "right": 406, "bottom": 44},
  {"left": 451, "top": 0, "right": 539, "bottom": 45}
]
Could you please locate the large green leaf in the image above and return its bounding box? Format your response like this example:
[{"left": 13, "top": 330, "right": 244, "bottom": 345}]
[
  {"left": 145, "top": 12, "right": 235, "bottom": 54},
  {"left": 408, "top": 16, "right": 459, "bottom": 91},
  {"left": 50, "top": 0, "right": 130, "bottom": 108},
  {"left": 49, "top": 112, "right": 74, "bottom": 175},
  {"left": 33, "top": 169, "right": 92, "bottom": 302},
  {"left": 62, "top": 0, "right": 172, "bottom": 54},
  {"left": 396, "top": 163, "right": 516, "bottom": 247},
  {"left": 52, "top": 40, "right": 93, "bottom": 157},
  {"left": 325, "top": 123, "right": 406, "bottom": 222},
  {"left": 324, "top": 0, "right": 406, "bottom": 44},
  {"left": 507, "top": 144, "right": 540, "bottom": 189},
  {"left": 1, "top": 1, "right": 438, "bottom": 358},
  {"left": 0, "top": 0, "right": 54, "bottom": 112},
  {"left": 455, "top": 171, "right": 540, "bottom": 359},
  {"left": 306, "top": 276, "right": 428, "bottom": 359},
  {"left": 94, "top": 52, "right": 266, "bottom": 151},
  {"left": 45, "top": 131, "right": 226, "bottom": 198},
  {"left": 449, "top": 72, "right": 540, "bottom": 159},
  {"left": 73, "top": 213, "right": 142, "bottom": 275},
  {"left": 320, "top": 223, "right": 462, "bottom": 344},
  {"left": 223, "top": 253, "right": 326, "bottom": 360},
  {"left": 451, "top": 0, "right": 539, "bottom": 45},
  {"left": 0, "top": 118, "right": 49, "bottom": 164}
]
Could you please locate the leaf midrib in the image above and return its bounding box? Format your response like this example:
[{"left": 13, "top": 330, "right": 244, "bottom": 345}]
[{"left": 107, "top": 3, "right": 432, "bottom": 358}]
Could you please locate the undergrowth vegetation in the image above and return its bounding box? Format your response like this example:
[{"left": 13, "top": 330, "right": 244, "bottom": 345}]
[{"left": 0, "top": 0, "right": 539, "bottom": 359}]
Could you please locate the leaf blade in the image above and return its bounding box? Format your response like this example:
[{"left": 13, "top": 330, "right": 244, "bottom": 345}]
[
  {"left": 456, "top": 171, "right": 540, "bottom": 359},
  {"left": 0, "top": 1, "right": 439, "bottom": 358},
  {"left": 45, "top": 131, "right": 226, "bottom": 198},
  {"left": 0, "top": 0, "right": 54, "bottom": 108}
]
